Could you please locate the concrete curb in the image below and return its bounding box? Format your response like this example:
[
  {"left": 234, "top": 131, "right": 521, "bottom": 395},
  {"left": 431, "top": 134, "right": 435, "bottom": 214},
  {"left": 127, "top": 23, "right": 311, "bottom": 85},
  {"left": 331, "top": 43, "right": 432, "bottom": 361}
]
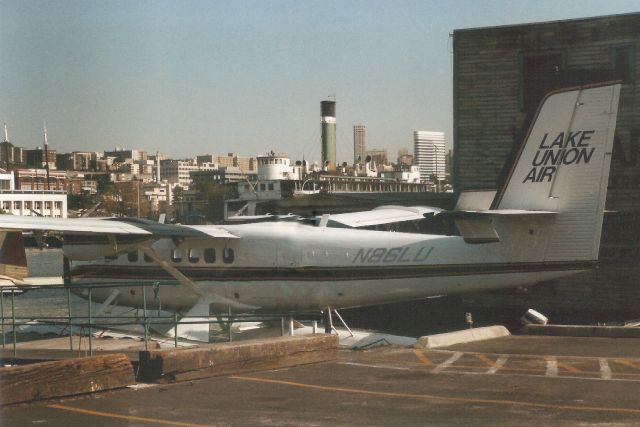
[
  {"left": 0, "top": 353, "right": 135, "bottom": 406},
  {"left": 414, "top": 325, "right": 510, "bottom": 349},
  {"left": 519, "top": 324, "right": 640, "bottom": 338}
]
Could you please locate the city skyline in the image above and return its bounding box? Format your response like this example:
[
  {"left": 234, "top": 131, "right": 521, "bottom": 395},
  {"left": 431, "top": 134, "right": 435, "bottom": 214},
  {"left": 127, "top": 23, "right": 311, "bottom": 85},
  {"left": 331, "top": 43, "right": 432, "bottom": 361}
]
[{"left": 1, "top": 1, "right": 637, "bottom": 163}]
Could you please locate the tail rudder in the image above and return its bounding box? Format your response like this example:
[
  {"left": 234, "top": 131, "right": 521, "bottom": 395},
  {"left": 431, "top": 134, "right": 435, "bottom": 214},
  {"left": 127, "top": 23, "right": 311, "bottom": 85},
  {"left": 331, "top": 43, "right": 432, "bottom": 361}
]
[{"left": 495, "top": 83, "right": 621, "bottom": 261}]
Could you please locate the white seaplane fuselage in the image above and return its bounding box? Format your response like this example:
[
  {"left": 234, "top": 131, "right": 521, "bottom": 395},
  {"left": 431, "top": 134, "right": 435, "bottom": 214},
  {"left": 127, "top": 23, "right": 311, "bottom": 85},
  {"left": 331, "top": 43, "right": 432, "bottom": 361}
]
[{"left": 70, "top": 218, "right": 587, "bottom": 313}]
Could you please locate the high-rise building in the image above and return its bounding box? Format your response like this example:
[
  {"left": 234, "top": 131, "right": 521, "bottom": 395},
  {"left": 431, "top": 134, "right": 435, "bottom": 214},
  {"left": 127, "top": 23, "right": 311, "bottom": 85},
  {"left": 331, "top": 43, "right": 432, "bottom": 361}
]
[
  {"left": 353, "top": 124, "right": 366, "bottom": 164},
  {"left": 413, "top": 131, "right": 445, "bottom": 183}
]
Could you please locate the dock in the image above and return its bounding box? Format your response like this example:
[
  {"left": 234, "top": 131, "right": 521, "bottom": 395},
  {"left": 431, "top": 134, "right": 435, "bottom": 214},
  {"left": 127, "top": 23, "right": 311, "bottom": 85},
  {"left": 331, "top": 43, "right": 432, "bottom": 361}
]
[{"left": 2, "top": 327, "right": 640, "bottom": 425}]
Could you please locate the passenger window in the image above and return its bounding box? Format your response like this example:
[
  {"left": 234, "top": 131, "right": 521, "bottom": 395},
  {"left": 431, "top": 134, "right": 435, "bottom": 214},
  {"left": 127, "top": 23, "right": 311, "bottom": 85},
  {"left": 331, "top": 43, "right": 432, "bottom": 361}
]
[
  {"left": 188, "top": 248, "right": 200, "bottom": 263},
  {"left": 171, "top": 249, "right": 183, "bottom": 262},
  {"left": 127, "top": 251, "right": 138, "bottom": 262},
  {"left": 204, "top": 248, "right": 216, "bottom": 263},
  {"left": 223, "top": 248, "right": 234, "bottom": 264}
]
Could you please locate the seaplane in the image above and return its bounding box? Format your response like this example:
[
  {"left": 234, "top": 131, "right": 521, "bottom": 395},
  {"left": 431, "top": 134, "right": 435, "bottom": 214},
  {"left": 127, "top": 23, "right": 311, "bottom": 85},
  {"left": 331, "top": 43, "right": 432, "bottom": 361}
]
[{"left": 0, "top": 83, "right": 621, "bottom": 340}]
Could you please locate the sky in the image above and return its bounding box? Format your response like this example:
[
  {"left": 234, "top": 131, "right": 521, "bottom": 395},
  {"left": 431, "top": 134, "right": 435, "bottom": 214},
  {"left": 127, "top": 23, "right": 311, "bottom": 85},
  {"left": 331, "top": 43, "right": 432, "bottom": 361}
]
[{"left": 0, "top": 0, "right": 638, "bottom": 163}]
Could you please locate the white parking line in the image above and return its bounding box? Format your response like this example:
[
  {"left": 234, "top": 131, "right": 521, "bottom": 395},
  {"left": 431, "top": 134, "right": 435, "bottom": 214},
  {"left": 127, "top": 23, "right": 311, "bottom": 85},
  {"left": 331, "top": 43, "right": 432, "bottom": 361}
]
[
  {"left": 487, "top": 356, "right": 508, "bottom": 374},
  {"left": 599, "top": 358, "right": 612, "bottom": 380},
  {"left": 546, "top": 357, "right": 558, "bottom": 377},
  {"left": 339, "top": 362, "right": 411, "bottom": 371},
  {"left": 432, "top": 352, "right": 463, "bottom": 374}
]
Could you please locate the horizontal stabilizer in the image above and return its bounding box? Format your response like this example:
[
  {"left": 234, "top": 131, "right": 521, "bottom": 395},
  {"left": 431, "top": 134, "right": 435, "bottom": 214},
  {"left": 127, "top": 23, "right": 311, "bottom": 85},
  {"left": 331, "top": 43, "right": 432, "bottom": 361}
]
[
  {"left": 439, "top": 209, "right": 557, "bottom": 220},
  {"left": 439, "top": 210, "right": 556, "bottom": 244}
]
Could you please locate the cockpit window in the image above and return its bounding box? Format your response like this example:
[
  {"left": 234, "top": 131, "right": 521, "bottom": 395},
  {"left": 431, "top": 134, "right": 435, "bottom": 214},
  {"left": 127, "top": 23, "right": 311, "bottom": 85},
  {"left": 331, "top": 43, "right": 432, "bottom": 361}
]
[
  {"left": 171, "top": 249, "right": 183, "bottom": 263},
  {"left": 188, "top": 248, "right": 200, "bottom": 263}
]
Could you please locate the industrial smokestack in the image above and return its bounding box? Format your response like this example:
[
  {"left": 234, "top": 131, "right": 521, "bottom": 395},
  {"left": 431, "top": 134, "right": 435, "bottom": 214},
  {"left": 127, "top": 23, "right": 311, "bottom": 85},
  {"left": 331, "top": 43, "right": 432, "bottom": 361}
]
[{"left": 320, "top": 100, "right": 336, "bottom": 171}]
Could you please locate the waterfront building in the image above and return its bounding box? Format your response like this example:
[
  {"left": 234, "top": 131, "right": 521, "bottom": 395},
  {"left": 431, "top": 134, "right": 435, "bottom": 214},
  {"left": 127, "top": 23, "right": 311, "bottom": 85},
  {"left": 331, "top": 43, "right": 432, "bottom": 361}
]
[{"left": 0, "top": 169, "right": 67, "bottom": 217}]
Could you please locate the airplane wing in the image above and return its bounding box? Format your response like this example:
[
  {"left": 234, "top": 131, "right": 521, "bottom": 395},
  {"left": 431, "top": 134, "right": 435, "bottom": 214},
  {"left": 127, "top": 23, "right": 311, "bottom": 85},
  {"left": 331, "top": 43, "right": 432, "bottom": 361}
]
[
  {"left": 0, "top": 215, "right": 238, "bottom": 239},
  {"left": 0, "top": 214, "right": 248, "bottom": 309},
  {"left": 326, "top": 205, "right": 444, "bottom": 228}
]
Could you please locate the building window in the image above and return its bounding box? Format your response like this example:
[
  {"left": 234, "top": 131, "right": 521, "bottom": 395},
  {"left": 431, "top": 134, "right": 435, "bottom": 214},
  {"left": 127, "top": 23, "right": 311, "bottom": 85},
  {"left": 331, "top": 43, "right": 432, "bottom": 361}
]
[
  {"left": 54, "top": 201, "right": 62, "bottom": 210},
  {"left": 268, "top": 183, "right": 274, "bottom": 191},
  {"left": 260, "top": 183, "right": 266, "bottom": 191},
  {"left": 13, "top": 201, "right": 21, "bottom": 210},
  {"left": 35, "top": 201, "right": 42, "bottom": 210},
  {"left": 45, "top": 201, "right": 52, "bottom": 209},
  {"left": 2, "top": 201, "right": 9, "bottom": 211},
  {"left": 204, "top": 248, "right": 216, "bottom": 263},
  {"left": 520, "top": 52, "right": 564, "bottom": 113},
  {"left": 613, "top": 46, "right": 635, "bottom": 83},
  {"left": 24, "top": 201, "right": 32, "bottom": 209}
]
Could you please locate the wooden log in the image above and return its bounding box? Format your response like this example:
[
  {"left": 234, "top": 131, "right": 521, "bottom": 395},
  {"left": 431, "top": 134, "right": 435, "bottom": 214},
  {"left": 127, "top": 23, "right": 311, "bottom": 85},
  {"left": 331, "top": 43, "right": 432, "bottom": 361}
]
[
  {"left": 139, "top": 334, "right": 339, "bottom": 383},
  {"left": 0, "top": 353, "right": 135, "bottom": 406}
]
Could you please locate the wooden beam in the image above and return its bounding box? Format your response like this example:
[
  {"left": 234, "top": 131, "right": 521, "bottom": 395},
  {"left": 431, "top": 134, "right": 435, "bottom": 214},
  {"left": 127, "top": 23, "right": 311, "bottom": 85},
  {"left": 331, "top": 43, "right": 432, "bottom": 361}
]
[
  {"left": 0, "top": 354, "right": 135, "bottom": 406},
  {"left": 139, "top": 334, "right": 338, "bottom": 383}
]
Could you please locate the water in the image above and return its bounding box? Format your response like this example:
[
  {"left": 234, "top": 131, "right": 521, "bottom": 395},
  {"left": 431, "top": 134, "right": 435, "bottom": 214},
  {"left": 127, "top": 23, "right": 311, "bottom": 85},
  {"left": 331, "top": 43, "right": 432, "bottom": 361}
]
[{"left": 2, "top": 249, "right": 87, "bottom": 320}]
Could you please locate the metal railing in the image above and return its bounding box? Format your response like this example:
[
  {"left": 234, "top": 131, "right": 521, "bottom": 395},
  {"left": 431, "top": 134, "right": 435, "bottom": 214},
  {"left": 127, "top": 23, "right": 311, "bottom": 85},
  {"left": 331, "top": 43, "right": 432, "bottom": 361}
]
[{"left": 0, "top": 281, "right": 322, "bottom": 360}]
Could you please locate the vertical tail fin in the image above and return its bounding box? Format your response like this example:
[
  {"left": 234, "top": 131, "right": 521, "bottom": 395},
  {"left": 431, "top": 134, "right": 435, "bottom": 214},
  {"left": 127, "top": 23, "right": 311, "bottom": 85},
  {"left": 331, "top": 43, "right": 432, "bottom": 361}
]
[{"left": 494, "top": 83, "right": 621, "bottom": 261}]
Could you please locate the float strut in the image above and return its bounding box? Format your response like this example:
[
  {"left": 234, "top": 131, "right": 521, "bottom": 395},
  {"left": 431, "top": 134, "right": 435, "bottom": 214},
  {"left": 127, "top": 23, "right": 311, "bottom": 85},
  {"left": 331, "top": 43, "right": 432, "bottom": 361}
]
[{"left": 323, "top": 307, "right": 333, "bottom": 334}]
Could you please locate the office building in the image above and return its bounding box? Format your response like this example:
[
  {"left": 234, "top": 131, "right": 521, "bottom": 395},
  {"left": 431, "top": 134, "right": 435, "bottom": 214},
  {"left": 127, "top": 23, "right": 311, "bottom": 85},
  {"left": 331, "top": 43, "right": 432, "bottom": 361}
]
[{"left": 413, "top": 131, "right": 446, "bottom": 182}]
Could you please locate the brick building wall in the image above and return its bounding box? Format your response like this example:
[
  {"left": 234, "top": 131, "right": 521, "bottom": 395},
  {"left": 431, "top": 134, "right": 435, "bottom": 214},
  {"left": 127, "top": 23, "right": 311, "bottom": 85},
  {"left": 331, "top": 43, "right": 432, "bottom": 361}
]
[{"left": 453, "top": 13, "right": 640, "bottom": 321}]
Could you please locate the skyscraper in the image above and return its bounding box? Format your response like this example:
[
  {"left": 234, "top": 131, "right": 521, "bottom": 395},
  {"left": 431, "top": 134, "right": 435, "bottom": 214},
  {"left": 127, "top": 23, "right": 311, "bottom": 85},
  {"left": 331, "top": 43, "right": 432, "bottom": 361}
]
[
  {"left": 413, "top": 131, "right": 445, "bottom": 183},
  {"left": 353, "top": 124, "right": 365, "bottom": 164}
]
